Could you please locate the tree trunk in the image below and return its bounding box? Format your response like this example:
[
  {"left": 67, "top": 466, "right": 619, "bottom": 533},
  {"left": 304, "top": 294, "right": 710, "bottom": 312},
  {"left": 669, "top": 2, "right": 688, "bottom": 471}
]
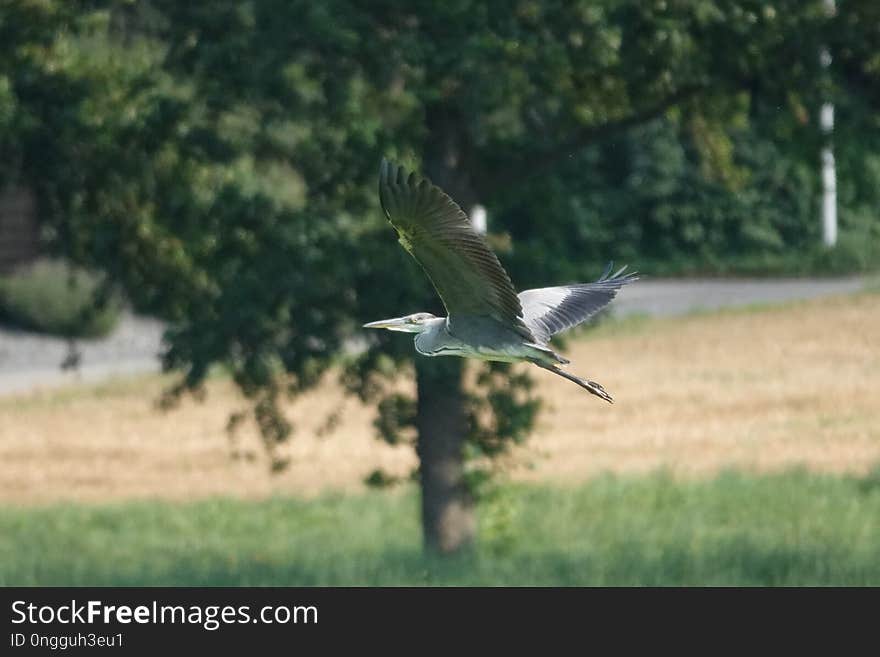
[
  {"left": 414, "top": 104, "right": 478, "bottom": 554},
  {"left": 415, "top": 357, "right": 474, "bottom": 553}
]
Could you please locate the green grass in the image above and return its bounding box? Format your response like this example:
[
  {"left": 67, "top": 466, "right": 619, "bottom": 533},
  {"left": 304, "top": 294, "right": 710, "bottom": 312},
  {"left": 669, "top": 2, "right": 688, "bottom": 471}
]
[{"left": 3, "top": 469, "right": 880, "bottom": 586}]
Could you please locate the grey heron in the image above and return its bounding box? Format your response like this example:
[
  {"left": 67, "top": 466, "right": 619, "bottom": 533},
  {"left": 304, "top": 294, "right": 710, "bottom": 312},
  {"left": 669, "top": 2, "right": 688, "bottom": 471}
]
[{"left": 364, "top": 159, "right": 638, "bottom": 403}]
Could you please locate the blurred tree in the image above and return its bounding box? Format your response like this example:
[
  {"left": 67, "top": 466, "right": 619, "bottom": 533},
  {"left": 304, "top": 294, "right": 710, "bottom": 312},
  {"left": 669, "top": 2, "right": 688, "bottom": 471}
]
[{"left": 2, "top": 0, "right": 878, "bottom": 553}]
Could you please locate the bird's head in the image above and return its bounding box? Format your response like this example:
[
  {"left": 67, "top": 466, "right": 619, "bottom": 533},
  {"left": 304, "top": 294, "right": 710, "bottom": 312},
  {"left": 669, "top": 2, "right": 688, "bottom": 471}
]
[{"left": 363, "top": 312, "right": 438, "bottom": 333}]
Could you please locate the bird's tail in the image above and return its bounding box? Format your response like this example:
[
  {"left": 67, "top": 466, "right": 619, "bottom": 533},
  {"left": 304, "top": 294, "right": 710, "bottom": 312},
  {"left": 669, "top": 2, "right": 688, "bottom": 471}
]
[
  {"left": 525, "top": 342, "right": 570, "bottom": 365},
  {"left": 531, "top": 361, "right": 614, "bottom": 404}
]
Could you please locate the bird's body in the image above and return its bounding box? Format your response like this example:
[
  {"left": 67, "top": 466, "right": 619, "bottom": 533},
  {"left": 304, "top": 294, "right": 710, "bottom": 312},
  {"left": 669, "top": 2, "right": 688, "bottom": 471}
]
[
  {"left": 413, "top": 314, "right": 562, "bottom": 365},
  {"left": 365, "top": 159, "right": 638, "bottom": 403}
]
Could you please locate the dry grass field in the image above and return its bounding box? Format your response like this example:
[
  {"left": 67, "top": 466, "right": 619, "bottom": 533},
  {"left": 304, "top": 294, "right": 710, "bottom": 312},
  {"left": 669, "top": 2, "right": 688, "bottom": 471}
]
[{"left": 1, "top": 292, "right": 878, "bottom": 506}]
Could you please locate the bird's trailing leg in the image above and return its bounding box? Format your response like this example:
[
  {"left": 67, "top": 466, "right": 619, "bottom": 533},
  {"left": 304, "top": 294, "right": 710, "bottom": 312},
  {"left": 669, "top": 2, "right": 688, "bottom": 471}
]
[{"left": 530, "top": 360, "right": 614, "bottom": 404}]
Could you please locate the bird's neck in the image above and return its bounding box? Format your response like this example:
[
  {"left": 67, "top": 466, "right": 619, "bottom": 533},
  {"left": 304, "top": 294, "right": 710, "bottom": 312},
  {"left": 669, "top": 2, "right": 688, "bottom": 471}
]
[{"left": 414, "top": 317, "right": 448, "bottom": 355}]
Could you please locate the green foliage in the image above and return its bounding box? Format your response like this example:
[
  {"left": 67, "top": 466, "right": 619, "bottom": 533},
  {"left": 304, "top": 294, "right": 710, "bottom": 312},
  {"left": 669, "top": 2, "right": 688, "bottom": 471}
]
[
  {"left": 373, "top": 393, "right": 417, "bottom": 446},
  {"left": 355, "top": 358, "right": 541, "bottom": 495},
  {"left": 0, "top": 259, "right": 121, "bottom": 337},
  {"left": 364, "top": 468, "right": 404, "bottom": 489},
  {"left": 464, "top": 362, "right": 541, "bottom": 498},
  {"left": 500, "top": 118, "right": 879, "bottom": 287},
  {"left": 3, "top": 469, "right": 880, "bottom": 585}
]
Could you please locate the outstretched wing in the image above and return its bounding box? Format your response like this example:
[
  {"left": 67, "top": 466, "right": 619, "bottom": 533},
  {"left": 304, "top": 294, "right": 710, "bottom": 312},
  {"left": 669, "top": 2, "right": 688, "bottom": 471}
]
[
  {"left": 518, "top": 263, "right": 638, "bottom": 344},
  {"left": 378, "top": 159, "right": 531, "bottom": 338}
]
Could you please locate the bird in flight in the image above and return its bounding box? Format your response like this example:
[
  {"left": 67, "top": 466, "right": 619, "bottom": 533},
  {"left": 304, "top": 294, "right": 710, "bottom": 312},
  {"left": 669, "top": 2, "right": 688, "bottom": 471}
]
[{"left": 364, "top": 159, "right": 637, "bottom": 403}]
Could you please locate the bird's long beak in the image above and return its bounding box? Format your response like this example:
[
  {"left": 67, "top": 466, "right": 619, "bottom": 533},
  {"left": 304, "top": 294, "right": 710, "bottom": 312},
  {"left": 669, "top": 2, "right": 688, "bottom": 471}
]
[{"left": 363, "top": 316, "right": 410, "bottom": 331}]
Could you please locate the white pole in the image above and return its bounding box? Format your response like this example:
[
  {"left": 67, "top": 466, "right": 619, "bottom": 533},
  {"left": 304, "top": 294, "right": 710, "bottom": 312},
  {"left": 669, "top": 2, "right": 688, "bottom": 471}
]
[
  {"left": 470, "top": 204, "right": 487, "bottom": 235},
  {"left": 820, "top": 0, "right": 837, "bottom": 247}
]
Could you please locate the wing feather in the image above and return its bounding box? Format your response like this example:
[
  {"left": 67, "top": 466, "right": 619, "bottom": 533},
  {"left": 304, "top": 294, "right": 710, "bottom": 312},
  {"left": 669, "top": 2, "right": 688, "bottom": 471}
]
[
  {"left": 378, "top": 159, "right": 531, "bottom": 338},
  {"left": 519, "top": 263, "right": 638, "bottom": 344}
]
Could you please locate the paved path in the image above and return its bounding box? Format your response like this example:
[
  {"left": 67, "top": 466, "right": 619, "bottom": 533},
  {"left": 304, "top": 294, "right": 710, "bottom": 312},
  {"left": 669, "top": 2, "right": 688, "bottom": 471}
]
[
  {"left": 612, "top": 276, "right": 866, "bottom": 317},
  {"left": 0, "top": 277, "right": 868, "bottom": 394},
  {"left": 0, "top": 314, "right": 164, "bottom": 394}
]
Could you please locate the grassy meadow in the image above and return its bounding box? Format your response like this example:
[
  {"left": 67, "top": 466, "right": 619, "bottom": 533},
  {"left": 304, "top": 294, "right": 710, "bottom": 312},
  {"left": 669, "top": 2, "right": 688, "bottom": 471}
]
[
  {"left": 2, "top": 470, "right": 880, "bottom": 586},
  {"left": 1, "top": 292, "right": 879, "bottom": 585}
]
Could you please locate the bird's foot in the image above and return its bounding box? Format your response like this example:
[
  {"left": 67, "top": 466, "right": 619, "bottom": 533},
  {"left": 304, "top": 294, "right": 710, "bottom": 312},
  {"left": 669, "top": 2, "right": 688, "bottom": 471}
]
[{"left": 585, "top": 379, "right": 614, "bottom": 404}]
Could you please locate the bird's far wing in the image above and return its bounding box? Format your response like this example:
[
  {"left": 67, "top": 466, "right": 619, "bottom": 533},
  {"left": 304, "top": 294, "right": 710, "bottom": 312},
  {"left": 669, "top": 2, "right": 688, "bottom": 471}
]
[
  {"left": 378, "top": 159, "right": 532, "bottom": 338},
  {"left": 518, "top": 263, "right": 638, "bottom": 344}
]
